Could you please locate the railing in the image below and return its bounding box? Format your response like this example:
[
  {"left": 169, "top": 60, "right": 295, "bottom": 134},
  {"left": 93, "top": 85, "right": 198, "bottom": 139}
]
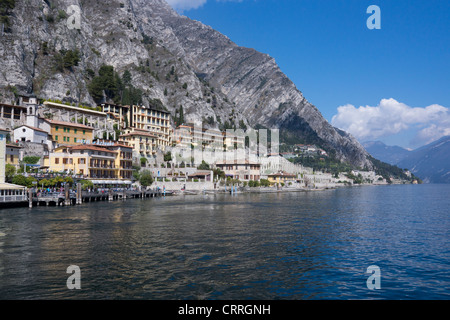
[
  {"left": 0, "top": 195, "right": 28, "bottom": 202},
  {"left": 89, "top": 164, "right": 116, "bottom": 169}
]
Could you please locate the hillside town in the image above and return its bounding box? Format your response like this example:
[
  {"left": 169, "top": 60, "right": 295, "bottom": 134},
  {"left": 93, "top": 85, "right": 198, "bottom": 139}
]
[{"left": 0, "top": 95, "right": 409, "bottom": 205}]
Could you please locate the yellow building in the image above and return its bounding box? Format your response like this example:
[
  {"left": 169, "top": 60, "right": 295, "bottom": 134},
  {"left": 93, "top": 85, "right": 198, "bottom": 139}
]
[
  {"left": 104, "top": 143, "right": 133, "bottom": 180},
  {"left": 267, "top": 171, "right": 297, "bottom": 185},
  {"left": 119, "top": 129, "right": 158, "bottom": 158},
  {"left": 5, "top": 144, "right": 22, "bottom": 167},
  {"left": 44, "top": 119, "right": 94, "bottom": 146},
  {"left": 48, "top": 145, "right": 117, "bottom": 179},
  {"left": 215, "top": 160, "right": 261, "bottom": 181},
  {"left": 47, "top": 143, "right": 133, "bottom": 181},
  {"left": 1, "top": 128, "right": 27, "bottom": 202}
]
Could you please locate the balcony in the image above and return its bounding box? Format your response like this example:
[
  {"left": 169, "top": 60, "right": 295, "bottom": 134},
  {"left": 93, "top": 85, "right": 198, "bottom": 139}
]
[{"left": 89, "top": 162, "right": 116, "bottom": 169}]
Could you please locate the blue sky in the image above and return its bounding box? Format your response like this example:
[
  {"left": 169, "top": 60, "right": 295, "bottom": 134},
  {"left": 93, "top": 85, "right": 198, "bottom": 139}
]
[{"left": 166, "top": 0, "right": 450, "bottom": 149}]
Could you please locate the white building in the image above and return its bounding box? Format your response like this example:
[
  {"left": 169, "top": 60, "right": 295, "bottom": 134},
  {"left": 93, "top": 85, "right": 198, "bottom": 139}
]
[
  {"left": 13, "top": 125, "right": 49, "bottom": 145},
  {"left": 0, "top": 128, "right": 27, "bottom": 203}
]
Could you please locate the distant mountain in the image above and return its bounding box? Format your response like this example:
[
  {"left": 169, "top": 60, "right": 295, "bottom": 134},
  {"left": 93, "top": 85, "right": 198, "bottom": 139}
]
[
  {"left": 396, "top": 136, "right": 450, "bottom": 184},
  {"left": 363, "top": 141, "right": 411, "bottom": 165}
]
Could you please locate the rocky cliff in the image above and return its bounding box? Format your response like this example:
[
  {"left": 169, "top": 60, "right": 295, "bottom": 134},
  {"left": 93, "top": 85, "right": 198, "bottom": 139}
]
[{"left": 0, "top": 0, "right": 373, "bottom": 168}]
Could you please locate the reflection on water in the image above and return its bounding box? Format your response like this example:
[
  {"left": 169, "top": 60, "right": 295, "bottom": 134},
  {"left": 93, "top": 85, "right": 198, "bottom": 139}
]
[{"left": 0, "top": 184, "right": 448, "bottom": 299}]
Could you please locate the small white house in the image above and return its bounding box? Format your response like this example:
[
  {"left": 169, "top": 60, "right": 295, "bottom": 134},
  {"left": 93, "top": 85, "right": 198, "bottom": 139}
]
[{"left": 14, "top": 125, "right": 49, "bottom": 145}]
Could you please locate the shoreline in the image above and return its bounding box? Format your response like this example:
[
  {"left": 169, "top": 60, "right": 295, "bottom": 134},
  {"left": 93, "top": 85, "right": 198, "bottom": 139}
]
[{"left": 0, "top": 181, "right": 417, "bottom": 210}]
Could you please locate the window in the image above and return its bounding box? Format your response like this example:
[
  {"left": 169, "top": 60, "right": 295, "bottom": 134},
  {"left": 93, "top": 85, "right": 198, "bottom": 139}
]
[
  {"left": 55, "top": 158, "right": 60, "bottom": 164},
  {"left": 83, "top": 130, "right": 86, "bottom": 135},
  {"left": 63, "top": 137, "right": 66, "bottom": 142},
  {"left": 74, "top": 129, "right": 77, "bottom": 134},
  {"left": 74, "top": 138, "right": 77, "bottom": 143},
  {"left": 63, "top": 158, "right": 68, "bottom": 164},
  {"left": 55, "top": 126, "right": 59, "bottom": 131},
  {"left": 67, "top": 137, "right": 70, "bottom": 142},
  {"left": 67, "top": 128, "right": 70, "bottom": 133},
  {"left": 64, "top": 127, "right": 66, "bottom": 133}
]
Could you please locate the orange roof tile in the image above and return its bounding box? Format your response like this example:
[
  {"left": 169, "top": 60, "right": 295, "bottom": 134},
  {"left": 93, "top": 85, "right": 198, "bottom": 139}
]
[{"left": 44, "top": 119, "right": 94, "bottom": 130}]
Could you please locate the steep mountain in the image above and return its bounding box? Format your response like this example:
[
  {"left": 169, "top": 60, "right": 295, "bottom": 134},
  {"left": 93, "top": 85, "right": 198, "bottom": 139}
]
[
  {"left": 397, "top": 136, "right": 450, "bottom": 184},
  {"left": 363, "top": 141, "right": 411, "bottom": 165},
  {"left": 1, "top": 0, "right": 374, "bottom": 169}
]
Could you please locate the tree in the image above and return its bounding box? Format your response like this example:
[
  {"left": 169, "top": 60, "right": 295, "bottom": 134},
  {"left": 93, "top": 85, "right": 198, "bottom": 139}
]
[
  {"left": 163, "top": 152, "right": 172, "bottom": 162},
  {"left": 12, "top": 174, "right": 27, "bottom": 187},
  {"left": 139, "top": 170, "right": 154, "bottom": 187},
  {"left": 213, "top": 168, "right": 225, "bottom": 180},
  {"left": 64, "top": 177, "right": 74, "bottom": 186},
  {"left": 140, "top": 157, "right": 148, "bottom": 167},
  {"left": 122, "top": 70, "right": 132, "bottom": 86},
  {"left": 88, "top": 76, "right": 105, "bottom": 103},
  {"left": 0, "top": 0, "right": 16, "bottom": 31},
  {"left": 80, "top": 180, "right": 94, "bottom": 190},
  {"left": 5, "top": 164, "right": 15, "bottom": 182},
  {"left": 197, "top": 160, "right": 210, "bottom": 170}
]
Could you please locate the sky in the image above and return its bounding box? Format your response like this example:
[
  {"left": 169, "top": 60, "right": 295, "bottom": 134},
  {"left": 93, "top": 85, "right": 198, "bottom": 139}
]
[{"left": 165, "top": 0, "right": 450, "bottom": 149}]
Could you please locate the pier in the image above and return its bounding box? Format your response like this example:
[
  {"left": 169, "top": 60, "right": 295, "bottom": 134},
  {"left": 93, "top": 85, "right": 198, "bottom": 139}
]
[{"left": 27, "top": 186, "right": 167, "bottom": 208}]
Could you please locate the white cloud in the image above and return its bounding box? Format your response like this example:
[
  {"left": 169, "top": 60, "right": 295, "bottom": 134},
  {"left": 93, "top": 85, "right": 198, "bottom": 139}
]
[{"left": 331, "top": 98, "right": 450, "bottom": 146}]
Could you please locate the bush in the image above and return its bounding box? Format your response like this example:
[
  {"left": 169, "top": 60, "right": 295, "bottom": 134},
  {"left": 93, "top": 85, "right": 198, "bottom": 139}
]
[
  {"left": 23, "top": 156, "right": 40, "bottom": 164},
  {"left": 197, "top": 160, "right": 210, "bottom": 170},
  {"left": 139, "top": 170, "right": 154, "bottom": 187},
  {"left": 12, "top": 174, "right": 27, "bottom": 186},
  {"left": 80, "top": 180, "right": 94, "bottom": 190}
]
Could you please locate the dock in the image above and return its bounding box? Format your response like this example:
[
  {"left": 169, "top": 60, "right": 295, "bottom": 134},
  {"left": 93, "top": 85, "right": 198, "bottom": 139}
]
[{"left": 27, "top": 187, "right": 169, "bottom": 208}]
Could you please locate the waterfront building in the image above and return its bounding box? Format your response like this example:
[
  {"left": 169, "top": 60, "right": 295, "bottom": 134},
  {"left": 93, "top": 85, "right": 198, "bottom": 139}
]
[
  {"left": 46, "top": 141, "right": 134, "bottom": 182},
  {"left": 267, "top": 171, "right": 297, "bottom": 185},
  {"left": 0, "top": 128, "right": 27, "bottom": 204},
  {"left": 103, "top": 143, "right": 134, "bottom": 181},
  {"left": 5, "top": 143, "right": 22, "bottom": 167},
  {"left": 215, "top": 159, "right": 261, "bottom": 181},
  {"left": 259, "top": 155, "right": 310, "bottom": 176},
  {"left": 48, "top": 145, "right": 118, "bottom": 179}
]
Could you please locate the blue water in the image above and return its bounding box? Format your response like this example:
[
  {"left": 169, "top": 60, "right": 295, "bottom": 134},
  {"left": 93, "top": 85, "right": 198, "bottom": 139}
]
[{"left": 0, "top": 184, "right": 448, "bottom": 299}]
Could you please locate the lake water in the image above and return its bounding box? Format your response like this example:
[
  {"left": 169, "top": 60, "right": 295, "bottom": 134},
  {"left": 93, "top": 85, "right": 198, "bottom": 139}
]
[{"left": 0, "top": 184, "right": 448, "bottom": 300}]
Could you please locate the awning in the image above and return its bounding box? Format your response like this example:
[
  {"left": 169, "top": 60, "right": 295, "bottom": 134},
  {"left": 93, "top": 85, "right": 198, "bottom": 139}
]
[
  {"left": 0, "top": 183, "right": 27, "bottom": 190},
  {"left": 89, "top": 180, "right": 132, "bottom": 185}
]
